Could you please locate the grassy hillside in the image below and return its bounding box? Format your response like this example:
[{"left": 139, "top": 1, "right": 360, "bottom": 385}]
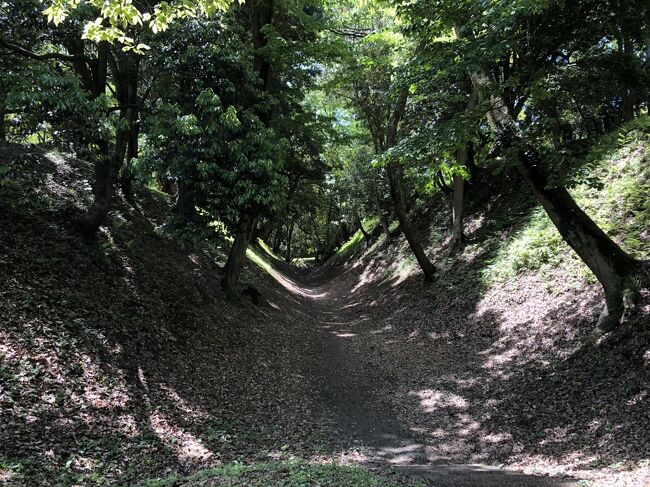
[
  {"left": 483, "top": 116, "right": 649, "bottom": 283},
  {"left": 334, "top": 116, "right": 649, "bottom": 287}
]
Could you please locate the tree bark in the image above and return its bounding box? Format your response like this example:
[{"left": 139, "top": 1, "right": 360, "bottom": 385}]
[
  {"left": 173, "top": 177, "right": 203, "bottom": 223},
  {"left": 451, "top": 87, "right": 478, "bottom": 247},
  {"left": 619, "top": 35, "right": 637, "bottom": 122},
  {"left": 285, "top": 218, "right": 295, "bottom": 263},
  {"left": 471, "top": 71, "right": 645, "bottom": 332},
  {"left": 119, "top": 98, "right": 139, "bottom": 202},
  {"left": 385, "top": 88, "right": 436, "bottom": 282},
  {"left": 78, "top": 51, "right": 138, "bottom": 233},
  {"left": 451, "top": 170, "right": 465, "bottom": 246},
  {"left": 272, "top": 223, "right": 283, "bottom": 253},
  {"left": 0, "top": 106, "right": 5, "bottom": 142},
  {"left": 371, "top": 173, "right": 391, "bottom": 236},
  {"left": 222, "top": 215, "right": 255, "bottom": 298},
  {"left": 77, "top": 127, "right": 129, "bottom": 234},
  {"left": 356, "top": 216, "right": 371, "bottom": 247}
]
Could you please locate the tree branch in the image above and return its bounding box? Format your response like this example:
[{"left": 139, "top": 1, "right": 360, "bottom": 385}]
[{"left": 0, "top": 37, "right": 91, "bottom": 64}]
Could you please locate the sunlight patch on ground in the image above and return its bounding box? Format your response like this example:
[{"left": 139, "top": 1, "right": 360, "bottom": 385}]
[
  {"left": 410, "top": 389, "right": 469, "bottom": 413},
  {"left": 332, "top": 332, "right": 357, "bottom": 338},
  {"left": 351, "top": 261, "right": 383, "bottom": 293},
  {"left": 149, "top": 410, "right": 214, "bottom": 463},
  {"left": 247, "top": 247, "right": 328, "bottom": 299},
  {"left": 80, "top": 353, "right": 130, "bottom": 409}
]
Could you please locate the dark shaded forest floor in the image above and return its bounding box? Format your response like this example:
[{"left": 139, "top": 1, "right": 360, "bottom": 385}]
[{"left": 1, "top": 144, "right": 649, "bottom": 486}]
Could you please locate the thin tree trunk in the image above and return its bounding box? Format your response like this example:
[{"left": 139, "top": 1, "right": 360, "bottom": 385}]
[
  {"left": 272, "top": 223, "right": 283, "bottom": 253},
  {"left": 451, "top": 87, "right": 479, "bottom": 247},
  {"left": 119, "top": 111, "right": 139, "bottom": 202},
  {"left": 385, "top": 88, "right": 436, "bottom": 282},
  {"left": 451, "top": 171, "right": 465, "bottom": 246},
  {"left": 0, "top": 106, "right": 5, "bottom": 142},
  {"left": 371, "top": 171, "right": 391, "bottom": 236},
  {"left": 471, "top": 71, "right": 645, "bottom": 332},
  {"left": 285, "top": 218, "right": 295, "bottom": 263},
  {"left": 222, "top": 215, "right": 255, "bottom": 298},
  {"left": 356, "top": 216, "right": 371, "bottom": 246},
  {"left": 375, "top": 199, "right": 391, "bottom": 236},
  {"left": 620, "top": 36, "right": 637, "bottom": 122}
]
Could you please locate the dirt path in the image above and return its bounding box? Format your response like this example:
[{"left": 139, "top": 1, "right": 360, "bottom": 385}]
[{"left": 272, "top": 261, "right": 578, "bottom": 487}]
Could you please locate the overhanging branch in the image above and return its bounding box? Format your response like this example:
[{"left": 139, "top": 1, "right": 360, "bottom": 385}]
[{"left": 0, "top": 37, "right": 91, "bottom": 64}]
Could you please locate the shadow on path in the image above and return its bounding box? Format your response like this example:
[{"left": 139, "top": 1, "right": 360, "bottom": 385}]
[{"left": 261, "top": 251, "right": 579, "bottom": 487}]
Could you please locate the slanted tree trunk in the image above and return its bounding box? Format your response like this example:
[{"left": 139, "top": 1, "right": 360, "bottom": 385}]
[
  {"left": 385, "top": 88, "right": 436, "bottom": 282},
  {"left": 356, "top": 215, "right": 371, "bottom": 247},
  {"left": 321, "top": 225, "right": 342, "bottom": 261},
  {"left": 471, "top": 71, "right": 646, "bottom": 332},
  {"left": 222, "top": 215, "right": 255, "bottom": 298}
]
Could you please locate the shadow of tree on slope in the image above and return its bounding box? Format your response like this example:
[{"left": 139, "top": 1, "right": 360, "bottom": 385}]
[
  {"left": 307, "top": 180, "right": 649, "bottom": 481},
  {"left": 0, "top": 147, "right": 337, "bottom": 485}
]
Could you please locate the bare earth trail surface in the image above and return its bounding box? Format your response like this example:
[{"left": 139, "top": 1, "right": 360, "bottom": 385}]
[{"left": 264, "top": 255, "right": 578, "bottom": 486}]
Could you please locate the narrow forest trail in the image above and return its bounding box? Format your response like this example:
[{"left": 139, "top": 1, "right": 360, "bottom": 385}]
[{"left": 261, "top": 255, "right": 579, "bottom": 487}]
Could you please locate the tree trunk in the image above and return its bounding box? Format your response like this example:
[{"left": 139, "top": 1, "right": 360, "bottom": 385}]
[
  {"left": 173, "top": 178, "right": 202, "bottom": 223},
  {"left": 321, "top": 225, "right": 342, "bottom": 261},
  {"left": 78, "top": 51, "right": 138, "bottom": 234},
  {"left": 471, "top": 71, "right": 645, "bottom": 332},
  {"left": 387, "top": 160, "right": 436, "bottom": 282},
  {"left": 119, "top": 112, "right": 139, "bottom": 202},
  {"left": 222, "top": 215, "right": 255, "bottom": 298},
  {"left": 77, "top": 130, "right": 129, "bottom": 234},
  {"left": 272, "top": 223, "right": 283, "bottom": 253},
  {"left": 619, "top": 36, "right": 637, "bottom": 122},
  {"left": 0, "top": 106, "right": 5, "bottom": 142},
  {"left": 451, "top": 86, "right": 478, "bottom": 248},
  {"left": 371, "top": 171, "right": 391, "bottom": 236},
  {"left": 451, "top": 171, "right": 465, "bottom": 246},
  {"left": 385, "top": 88, "right": 435, "bottom": 282},
  {"left": 285, "top": 218, "right": 295, "bottom": 263},
  {"left": 356, "top": 216, "right": 371, "bottom": 247}
]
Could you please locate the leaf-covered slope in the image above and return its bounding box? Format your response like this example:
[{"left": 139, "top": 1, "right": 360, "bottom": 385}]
[
  {"left": 0, "top": 145, "right": 338, "bottom": 485},
  {"left": 320, "top": 119, "right": 650, "bottom": 486}
]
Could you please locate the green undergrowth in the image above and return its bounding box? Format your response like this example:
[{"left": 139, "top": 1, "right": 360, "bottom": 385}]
[
  {"left": 328, "top": 219, "right": 379, "bottom": 265},
  {"left": 258, "top": 238, "right": 279, "bottom": 259},
  {"left": 334, "top": 230, "right": 364, "bottom": 258},
  {"left": 484, "top": 116, "right": 650, "bottom": 283},
  {"left": 247, "top": 242, "right": 274, "bottom": 274},
  {"left": 142, "top": 461, "right": 418, "bottom": 487}
]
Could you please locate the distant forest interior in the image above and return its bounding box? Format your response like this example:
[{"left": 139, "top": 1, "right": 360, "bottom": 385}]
[{"left": 1, "top": 0, "right": 649, "bottom": 486}]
